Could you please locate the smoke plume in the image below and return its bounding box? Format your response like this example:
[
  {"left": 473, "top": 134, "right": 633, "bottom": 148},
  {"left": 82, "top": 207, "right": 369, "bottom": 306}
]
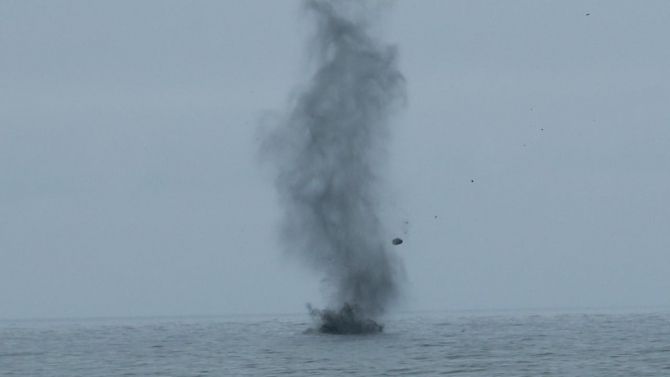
[{"left": 261, "top": 0, "right": 405, "bottom": 334}]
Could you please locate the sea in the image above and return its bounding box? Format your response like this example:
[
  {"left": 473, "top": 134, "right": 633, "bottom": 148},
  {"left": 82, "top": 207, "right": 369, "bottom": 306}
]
[{"left": 2, "top": 308, "right": 669, "bottom": 376}]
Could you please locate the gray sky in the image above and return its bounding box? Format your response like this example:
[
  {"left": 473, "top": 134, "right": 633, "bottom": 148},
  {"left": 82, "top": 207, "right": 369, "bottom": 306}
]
[{"left": 2, "top": 0, "right": 669, "bottom": 319}]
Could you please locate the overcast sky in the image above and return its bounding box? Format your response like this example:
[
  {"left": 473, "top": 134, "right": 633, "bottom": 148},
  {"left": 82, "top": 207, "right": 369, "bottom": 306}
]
[{"left": 2, "top": 0, "right": 669, "bottom": 319}]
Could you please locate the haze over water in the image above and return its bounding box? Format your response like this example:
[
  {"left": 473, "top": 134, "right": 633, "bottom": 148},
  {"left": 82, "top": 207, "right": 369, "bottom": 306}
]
[{"left": 3, "top": 309, "right": 669, "bottom": 376}]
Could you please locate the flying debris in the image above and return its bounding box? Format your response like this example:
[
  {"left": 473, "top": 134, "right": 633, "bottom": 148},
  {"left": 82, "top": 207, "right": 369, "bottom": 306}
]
[{"left": 392, "top": 238, "right": 403, "bottom": 245}]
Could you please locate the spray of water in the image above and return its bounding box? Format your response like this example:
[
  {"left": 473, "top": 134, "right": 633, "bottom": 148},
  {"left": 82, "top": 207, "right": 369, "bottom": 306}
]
[{"left": 261, "top": 0, "right": 405, "bottom": 334}]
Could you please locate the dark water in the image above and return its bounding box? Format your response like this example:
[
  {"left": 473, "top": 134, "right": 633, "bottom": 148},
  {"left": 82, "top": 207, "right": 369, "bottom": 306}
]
[{"left": 2, "top": 309, "right": 669, "bottom": 376}]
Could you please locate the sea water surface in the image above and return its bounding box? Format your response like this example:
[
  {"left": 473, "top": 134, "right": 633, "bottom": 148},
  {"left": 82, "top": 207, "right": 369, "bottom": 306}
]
[{"left": 2, "top": 309, "right": 669, "bottom": 376}]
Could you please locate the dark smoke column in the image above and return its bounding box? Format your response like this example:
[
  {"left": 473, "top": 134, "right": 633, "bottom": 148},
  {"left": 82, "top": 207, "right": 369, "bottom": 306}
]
[{"left": 262, "top": 0, "right": 405, "bottom": 333}]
